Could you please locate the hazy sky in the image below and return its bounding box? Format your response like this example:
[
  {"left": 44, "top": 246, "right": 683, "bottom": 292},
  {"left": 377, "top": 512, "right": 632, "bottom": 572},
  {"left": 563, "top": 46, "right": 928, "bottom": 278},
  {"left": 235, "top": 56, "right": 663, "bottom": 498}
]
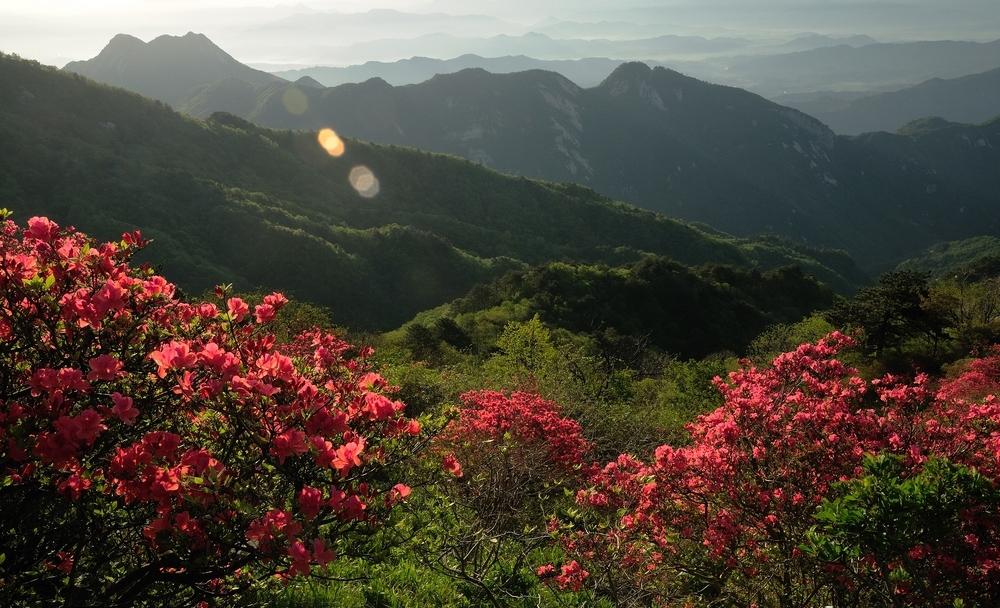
[{"left": 2, "top": 0, "right": 998, "bottom": 67}]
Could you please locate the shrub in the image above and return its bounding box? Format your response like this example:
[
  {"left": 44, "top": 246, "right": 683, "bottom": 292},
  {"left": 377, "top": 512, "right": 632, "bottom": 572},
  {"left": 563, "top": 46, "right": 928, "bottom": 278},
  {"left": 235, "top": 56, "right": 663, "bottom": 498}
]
[
  {"left": 807, "top": 454, "right": 1000, "bottom": 607},
  {"left": 550, "top": 333, "right": 1000, "bottom": 607},
  {"left": 420, "top": 391, "right": 591, "bottom": 605},
  {"left": 0, "top": 216, "right": 422, "bottom": 606}
]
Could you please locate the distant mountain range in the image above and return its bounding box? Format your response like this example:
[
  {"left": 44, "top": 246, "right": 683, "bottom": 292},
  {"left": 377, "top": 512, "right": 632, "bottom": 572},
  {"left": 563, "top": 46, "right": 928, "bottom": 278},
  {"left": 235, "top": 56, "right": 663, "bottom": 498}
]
[
  {"left": 241, "top": 12, "right": 882, "bottom": 67},
  {"left": 264, "top": 33, "right": 881, "bottom": 86},
  {"left": 2, "top": 53, "right": 863, "bottom": 329},
  {"left": 295, "top": 31, "right": 754, "bottom": 66},
  {"left": 61, "top": 34, "right": 1000, "bottom": 270},
  {"left": 701, "top": 38, "right": 1000, "bottom": 96},
  {"left": 275, "top": 55, "right": 627, "bottom": 88},
  {"left": 773, "top": 34, "right": 879, "bottom": 53},
  {"left": 781, "top": 67, "right": 1000, "bottom": 135}
]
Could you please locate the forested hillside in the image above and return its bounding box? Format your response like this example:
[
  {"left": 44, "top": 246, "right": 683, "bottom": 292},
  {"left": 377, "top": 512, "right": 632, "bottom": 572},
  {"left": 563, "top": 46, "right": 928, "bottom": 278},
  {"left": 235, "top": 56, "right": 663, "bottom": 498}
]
[
  {"left": 65, "top": 34, "right": 1000, "bottom": 270},
  {"left": 397, "top": 258, "right": 835, "bottom": 359},
  {"left": 0, "top": 54, "right": 861, "bottom": 328}
]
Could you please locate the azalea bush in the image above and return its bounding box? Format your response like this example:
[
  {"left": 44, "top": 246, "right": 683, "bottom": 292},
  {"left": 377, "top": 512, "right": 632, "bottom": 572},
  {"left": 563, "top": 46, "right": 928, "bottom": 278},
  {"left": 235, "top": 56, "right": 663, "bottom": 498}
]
[
  {"left": 415, "top": 390, "right": 592, "bottom": 605},
  {"left": 0, "top": 216, "right": 422, "bottom": 607},
  {"left": 548, "top": 333, "right": 1000, "bottom": 607}
]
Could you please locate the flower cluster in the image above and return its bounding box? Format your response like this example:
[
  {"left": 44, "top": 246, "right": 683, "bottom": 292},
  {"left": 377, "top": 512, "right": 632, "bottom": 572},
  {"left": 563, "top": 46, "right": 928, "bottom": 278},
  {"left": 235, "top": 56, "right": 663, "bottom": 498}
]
[
  {"left": 536, "top": 560, "right": 589, "bottom": 591},
  {"left": 439, "top": 390, "right": 591, "bottom": 472},
  {"left": 552, "top": 333, "right": 1000, "bottom": 606},
  {"left": 0, "top": 217, "right": 420, "bottom": 605}
]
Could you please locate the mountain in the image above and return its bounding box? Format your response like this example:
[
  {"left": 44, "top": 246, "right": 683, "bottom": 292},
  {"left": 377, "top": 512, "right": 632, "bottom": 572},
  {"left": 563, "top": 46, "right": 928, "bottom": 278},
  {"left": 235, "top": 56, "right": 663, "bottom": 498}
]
[
  {"left": 532, "top": 19, "right": 680, "bottom": 41},
  {"left": 783, "top": 67, "right": 1000, "bottom": 135},
  {"left": 274, "top": 55, "right": 627, "bottom": 88},
  {"left": 771, "top": 90, "right": 882, "bottom": 117},
  {"left": 0, "top": 53, "right": 863, "bottom": 330},
  {"left": 704, "top": 39, "right": 1000, "bottom": 97},
  {"left": 63, "top": 33, "right": 283, "bottom": 106},
  {"left": 162, "top": 54, "right": 1000, "bottom": 270},
  {"left": 294, "top": 76, "right": 324, "bottom": 89}
]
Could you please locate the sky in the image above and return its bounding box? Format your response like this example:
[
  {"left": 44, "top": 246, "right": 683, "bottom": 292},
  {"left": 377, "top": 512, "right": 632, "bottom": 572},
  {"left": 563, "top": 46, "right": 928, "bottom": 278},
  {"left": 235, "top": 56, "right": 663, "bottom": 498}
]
[{"left": 2, "top": 0, "right": 998, "bottom": 67}]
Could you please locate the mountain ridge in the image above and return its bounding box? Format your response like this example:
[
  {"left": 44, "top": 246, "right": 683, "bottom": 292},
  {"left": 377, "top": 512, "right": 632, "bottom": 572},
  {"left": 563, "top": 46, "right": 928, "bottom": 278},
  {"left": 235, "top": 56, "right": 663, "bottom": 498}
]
[
  {"left": 3, "top": 53, "right": 864, "bottom": 329},
  {"left": 60, "top": 35, "right": 1000, "bottom": 270},
  {"left": 785, "top": 67, "right": 1000, "bottom": 134}
]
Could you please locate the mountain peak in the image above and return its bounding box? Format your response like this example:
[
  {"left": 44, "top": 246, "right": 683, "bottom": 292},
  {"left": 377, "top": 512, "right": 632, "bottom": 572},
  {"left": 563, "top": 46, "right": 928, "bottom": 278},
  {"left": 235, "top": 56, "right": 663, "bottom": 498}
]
[
  {"left": 149, "top": 32, "right": 220, "bottom": 51},
  {"left": 294, "top": 75, "right": 324, "bottom": 89},
  {"left": 97, "top": 33, "right": 146, "bottom": 56},
  {"left": 62, "top": 32, "right": 280, "bottom": 106},
  {"left": 597, "top": 62, "right": 657, "bottom": 97},
  {"left": 108, "top": 33, "right": 144, "bottom": 46},
  {"left": 604, "top": 62, "right": 653, "bottom": 82}
]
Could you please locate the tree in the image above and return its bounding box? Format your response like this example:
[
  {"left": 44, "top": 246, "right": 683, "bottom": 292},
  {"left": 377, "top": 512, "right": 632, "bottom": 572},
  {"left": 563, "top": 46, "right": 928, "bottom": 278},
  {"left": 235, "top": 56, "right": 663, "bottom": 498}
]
[
  {"left": 926, "top": 276, "right": 1000, "bottom": 354},
  {"left": 403, "top": 323, "right": 442, "bottom": 364},
  {"left": 827, "top": 271, "right": 946, "bottom": 357},
  {"left": 0, "top": 216, "right": 422, "bottom": 606}
]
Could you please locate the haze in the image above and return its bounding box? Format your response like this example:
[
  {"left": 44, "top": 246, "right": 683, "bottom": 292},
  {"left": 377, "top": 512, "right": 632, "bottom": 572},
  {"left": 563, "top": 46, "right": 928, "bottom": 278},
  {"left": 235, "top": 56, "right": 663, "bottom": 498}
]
[{"left": 3, "top": 0, "right": 1000, "bottom": 68}]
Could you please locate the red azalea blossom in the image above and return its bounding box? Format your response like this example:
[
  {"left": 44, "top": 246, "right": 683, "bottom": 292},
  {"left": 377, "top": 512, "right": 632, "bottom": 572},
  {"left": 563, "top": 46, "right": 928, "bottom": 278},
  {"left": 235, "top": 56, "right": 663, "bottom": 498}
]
[
  {"left": 0, "top": 217, "right": 421, "bottom": 605},
  {"left": 110, "top": 392, "right": 139, "bottom": 425},
  {"left": 226, "top": 297, "right": 249, "bottom": 322},
  {"left": 547, "top": 333, "right": 1000, "bottom": 606},
  {"left": 441, "top": 453, "right": 463, "bottom": 478},
  {"left": 87, "top": 354, "right": 124, "bottom": 382}
]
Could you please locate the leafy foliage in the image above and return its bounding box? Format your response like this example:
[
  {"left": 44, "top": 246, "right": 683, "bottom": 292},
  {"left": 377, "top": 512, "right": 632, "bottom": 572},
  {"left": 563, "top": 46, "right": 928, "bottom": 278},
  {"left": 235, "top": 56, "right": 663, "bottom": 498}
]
[
  {"left": 827, "top": 271, "right": 948, "bottom": 357},
  {"left": 897, "top": 236, "right": 1000, "bottom": 279},
  {"left": 807, "top": 455, "right": 1000, "bottom": 607},
  {"left": 828, "top": 268, "right": 999, "bottom": 370}
]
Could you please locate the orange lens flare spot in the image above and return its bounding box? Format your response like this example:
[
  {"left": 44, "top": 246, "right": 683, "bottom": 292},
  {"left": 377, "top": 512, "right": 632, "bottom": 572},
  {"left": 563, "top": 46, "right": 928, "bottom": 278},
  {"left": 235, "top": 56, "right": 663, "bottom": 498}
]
[{"left": 317, "top": 128, "right": 345, "bottom": 157}]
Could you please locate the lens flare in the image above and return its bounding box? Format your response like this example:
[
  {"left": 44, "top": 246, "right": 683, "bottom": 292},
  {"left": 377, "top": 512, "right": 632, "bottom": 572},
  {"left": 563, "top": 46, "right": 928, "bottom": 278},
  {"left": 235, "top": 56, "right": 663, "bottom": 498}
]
[
  {"left": 317, "top": 128, "right": 345, "bottom": 157},
  {"left": 349, "top": 165, "right": 380, "bottom": 198},
  {"left": 281, "top": 87, "right": 309, "bottom": 115}
]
